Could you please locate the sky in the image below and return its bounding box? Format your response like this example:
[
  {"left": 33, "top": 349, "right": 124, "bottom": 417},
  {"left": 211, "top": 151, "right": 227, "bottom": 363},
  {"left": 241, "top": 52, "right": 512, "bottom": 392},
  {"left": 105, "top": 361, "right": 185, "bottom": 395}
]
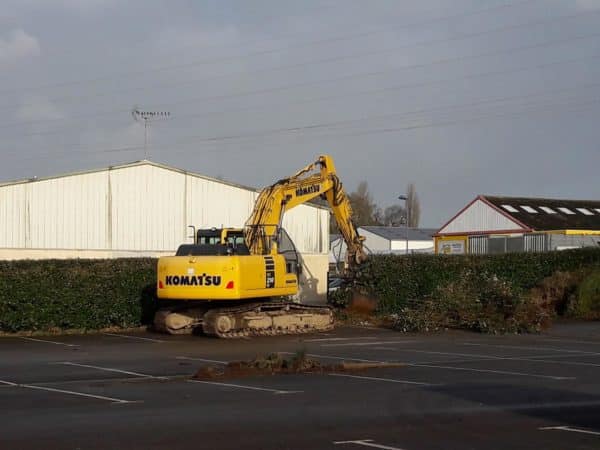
[{"left": 1, "top": 0, "right": 599, "bottom": 227}]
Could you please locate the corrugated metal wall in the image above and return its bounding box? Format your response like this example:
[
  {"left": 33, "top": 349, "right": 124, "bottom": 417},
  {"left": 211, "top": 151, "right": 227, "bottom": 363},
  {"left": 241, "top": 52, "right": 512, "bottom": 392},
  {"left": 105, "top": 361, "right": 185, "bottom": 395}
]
[
  {"left": 439, "top": 199, "right": 523, "bottom": 234},
  {"left": 468, "top": 235, "right": 488, "bottom": 254},
  {"left": 0, "top": 163, "right": 328, "bottom": 255},
  {"left": 524, "top": 233, "right": 549, "bottom": 252}
]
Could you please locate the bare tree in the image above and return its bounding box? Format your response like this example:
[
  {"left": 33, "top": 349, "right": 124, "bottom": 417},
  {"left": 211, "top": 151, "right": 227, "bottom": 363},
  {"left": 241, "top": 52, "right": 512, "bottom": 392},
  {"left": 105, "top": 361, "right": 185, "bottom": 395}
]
[
  {"left": 406, "top": 183, "right": 420, "bottom": 227},
  {"left": 383, "top": 204, "right": 405, "bottom": 226},
  {"left": 348, "top": 181, "right": 381, "bottom": 226}
]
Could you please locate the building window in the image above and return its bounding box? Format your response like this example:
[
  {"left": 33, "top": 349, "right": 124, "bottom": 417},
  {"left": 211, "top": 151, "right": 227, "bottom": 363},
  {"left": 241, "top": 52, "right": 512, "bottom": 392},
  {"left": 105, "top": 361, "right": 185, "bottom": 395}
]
[
  {"left": 558, "top": 207, "right": 576, "bottom": 215},
  {"left": 501, "top": 204, "right": 519, "bottom": 213},
  {"left": 520, "top": 206, "right": 538, "bottom": 213},
  {"left": 576, "top": 208, "right": 594, "bottom": 215},
  {"left": 539, "top": 206, "right": 556, "bottom": 214}
]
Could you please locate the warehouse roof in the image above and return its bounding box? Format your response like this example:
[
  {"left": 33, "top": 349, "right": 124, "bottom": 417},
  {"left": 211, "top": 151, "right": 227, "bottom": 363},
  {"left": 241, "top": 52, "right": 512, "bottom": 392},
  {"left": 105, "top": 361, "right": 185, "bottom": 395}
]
[
  {"left": 482, "top": 195, "right": 600, "bottom": 231},
  {"left": 360, "top": 226, "right": 437, "bottom": 241},
  {"left": 0, "top": 160, "right": 329, "bottom": 210}
]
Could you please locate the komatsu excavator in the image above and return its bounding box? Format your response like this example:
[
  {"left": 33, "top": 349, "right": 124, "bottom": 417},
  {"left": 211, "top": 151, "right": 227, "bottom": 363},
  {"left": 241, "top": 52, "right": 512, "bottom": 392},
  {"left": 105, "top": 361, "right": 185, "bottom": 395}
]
[{"left": 153, "top": 155, "right": 366, "bottom": 338}]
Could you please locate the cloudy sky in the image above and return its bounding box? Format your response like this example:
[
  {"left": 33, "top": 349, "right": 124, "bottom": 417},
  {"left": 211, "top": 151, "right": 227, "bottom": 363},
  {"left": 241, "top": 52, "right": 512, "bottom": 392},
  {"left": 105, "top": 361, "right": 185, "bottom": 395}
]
[{"left": 1, "top": 0, "right": 599, "bottom": 227}]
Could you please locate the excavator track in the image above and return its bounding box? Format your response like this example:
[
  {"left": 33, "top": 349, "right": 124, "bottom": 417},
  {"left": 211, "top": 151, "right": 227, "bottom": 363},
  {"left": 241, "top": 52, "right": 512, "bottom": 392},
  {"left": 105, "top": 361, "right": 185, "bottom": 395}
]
[
  {"left": 202, "top": 302, "right": 334, "bottom": 338},
  {"left": 153, "top": 301, "right": 334, "bottom": 337}
]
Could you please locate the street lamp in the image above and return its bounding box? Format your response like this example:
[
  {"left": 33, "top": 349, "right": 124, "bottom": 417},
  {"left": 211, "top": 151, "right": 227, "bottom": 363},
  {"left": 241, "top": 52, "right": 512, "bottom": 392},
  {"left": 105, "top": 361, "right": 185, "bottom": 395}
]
[{"left": 398, "top": 194, "right": 409, "bottom": 255}]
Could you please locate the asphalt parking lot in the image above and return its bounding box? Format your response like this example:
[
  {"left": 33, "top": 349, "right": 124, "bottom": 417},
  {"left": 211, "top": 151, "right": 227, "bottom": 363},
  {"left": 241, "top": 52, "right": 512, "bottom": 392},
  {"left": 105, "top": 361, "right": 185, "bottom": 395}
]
[{"left": 2, "top": 322, "right": 600, "bottom": 450}]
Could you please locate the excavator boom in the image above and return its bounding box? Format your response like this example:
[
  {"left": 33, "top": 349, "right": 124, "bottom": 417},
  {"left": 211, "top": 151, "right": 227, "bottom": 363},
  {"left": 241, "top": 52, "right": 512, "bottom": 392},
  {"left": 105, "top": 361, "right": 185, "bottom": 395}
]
[{"left": 245, "top": 155, "right": 366, "bottom": 269}]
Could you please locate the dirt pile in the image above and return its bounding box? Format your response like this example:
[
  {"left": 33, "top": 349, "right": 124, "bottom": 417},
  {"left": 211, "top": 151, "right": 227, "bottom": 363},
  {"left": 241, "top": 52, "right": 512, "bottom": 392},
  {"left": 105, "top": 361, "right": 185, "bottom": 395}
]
[{"left": 192, "top": 351, "right": 403, "bottom": 380}]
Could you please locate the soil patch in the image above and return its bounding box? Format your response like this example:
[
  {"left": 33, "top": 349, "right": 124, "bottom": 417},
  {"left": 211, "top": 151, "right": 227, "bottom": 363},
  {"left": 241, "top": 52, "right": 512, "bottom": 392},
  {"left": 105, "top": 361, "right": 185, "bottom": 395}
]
[{"left": 192, "top": 351, "right": 403, "bottom": 380}]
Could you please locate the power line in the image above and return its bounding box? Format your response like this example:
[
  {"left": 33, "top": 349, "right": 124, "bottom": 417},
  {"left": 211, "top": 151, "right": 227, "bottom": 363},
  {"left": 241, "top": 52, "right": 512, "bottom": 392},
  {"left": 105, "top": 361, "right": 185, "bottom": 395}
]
[
  {"left": 10, "top": 95, "right": 600, "bottom": 166},
  {"left": 5, "top": 81, "right": 599, "bottom": 158},
  {"left": 4, "top": 28, "right": 600, "bottom": 131},
  {"left": 9, "top": 50, "right": 598, "bottom": 141},
  {"left": 0, "top": 0, "right": 547, "bottom": 112},
  {"left": 0, "top": 0, "right": 547, "bottom": 97}
]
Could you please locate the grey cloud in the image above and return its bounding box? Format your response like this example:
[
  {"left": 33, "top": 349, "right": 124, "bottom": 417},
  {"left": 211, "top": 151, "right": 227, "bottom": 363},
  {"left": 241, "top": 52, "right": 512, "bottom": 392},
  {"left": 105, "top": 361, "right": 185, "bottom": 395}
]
[{"left": 1, "top": 1, "right": 599, "bottom": 227}]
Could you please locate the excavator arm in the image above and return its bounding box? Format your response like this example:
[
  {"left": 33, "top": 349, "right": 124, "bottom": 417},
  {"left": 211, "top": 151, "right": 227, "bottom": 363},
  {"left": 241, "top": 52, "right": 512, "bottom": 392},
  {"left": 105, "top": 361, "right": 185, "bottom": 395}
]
[{"left": 245, "top": 155, "right": 367, "bottom": 269}]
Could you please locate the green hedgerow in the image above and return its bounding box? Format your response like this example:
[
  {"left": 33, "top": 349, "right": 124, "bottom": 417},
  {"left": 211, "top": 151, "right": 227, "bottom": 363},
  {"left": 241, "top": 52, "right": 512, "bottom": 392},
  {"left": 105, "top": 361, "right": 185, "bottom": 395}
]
[
  {"left": 339, "top": 248, "right": 600, "bottom": 333},
  {"left": 0, "top": 258, "right": 157, "bottom": 333}
]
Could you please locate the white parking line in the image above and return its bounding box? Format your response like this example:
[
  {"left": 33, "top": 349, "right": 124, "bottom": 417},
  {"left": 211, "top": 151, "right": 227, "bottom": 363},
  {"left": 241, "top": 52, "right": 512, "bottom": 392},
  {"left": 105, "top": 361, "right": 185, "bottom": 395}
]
[
  {"left": 322, "top": 341, "right": 418, "bottom": 347},
  {"left": 21, "top": 384, "right": 135, "bottom": 404},
  {"left": 334, "top": 439, "right": 404, "bottom": 449},
  {"left": 19, "top": 337, "right": 79, "bottom": 347},
  {"left": 0, "top": 378, "right": 135, "bottom": 404},
  {"left": 540, "top": 338, "right": 600, "bottom": 345},
  {"left": 526, "top": 353, "right": 600, "bottom": 359},
  {"left": 176, "top": 356, "right": 228, "bottom": 364},
  {"left": 102, "top": 333, "right": 165, "bottom": 343},
  {"left": 304, "top": 337, "right": 379, "bottom": 342},
  {"left": 464, "top": 342, "right": 600, "bottom": 356},
  {"left": 57, "top": 362, "right": 167, "bottom": 379},
  {"left": 329, "top": 373, "right": 435, "bottom": 386},
  {"left": 286, "top": 352, "right": 574, "bottom": 379},
  {"left": 540, "top": 426, "right": 600, "bottom": 436},
  {"left": 408, "top": 363, "right": 574, "bottom": 380},
  {"left": 187, "top": 379, "right": 301, "bottom": 395},
  {"left": 398, "top": 349, "right": 600, "bottom": 368}
]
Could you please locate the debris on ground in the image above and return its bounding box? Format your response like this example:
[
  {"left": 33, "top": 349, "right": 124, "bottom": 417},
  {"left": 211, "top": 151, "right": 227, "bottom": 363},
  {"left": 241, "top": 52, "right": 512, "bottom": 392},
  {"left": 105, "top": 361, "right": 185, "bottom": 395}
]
[{"left": 192, "top": 350, "right": 403, "bottom": 380}]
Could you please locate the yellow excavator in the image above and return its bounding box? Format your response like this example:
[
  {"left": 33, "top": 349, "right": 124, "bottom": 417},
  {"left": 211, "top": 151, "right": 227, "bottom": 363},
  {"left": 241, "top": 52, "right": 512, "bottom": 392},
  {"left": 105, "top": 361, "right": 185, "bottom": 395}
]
[{"left": 153, "top": 154, "right": 366, "bottom": 338}]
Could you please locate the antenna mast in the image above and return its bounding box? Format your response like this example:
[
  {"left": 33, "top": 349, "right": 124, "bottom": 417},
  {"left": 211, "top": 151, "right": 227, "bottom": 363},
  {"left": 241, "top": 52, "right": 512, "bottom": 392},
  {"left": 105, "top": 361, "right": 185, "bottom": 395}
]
[{"left": 132, "top": 107, "right": 171, "bottom": 159}]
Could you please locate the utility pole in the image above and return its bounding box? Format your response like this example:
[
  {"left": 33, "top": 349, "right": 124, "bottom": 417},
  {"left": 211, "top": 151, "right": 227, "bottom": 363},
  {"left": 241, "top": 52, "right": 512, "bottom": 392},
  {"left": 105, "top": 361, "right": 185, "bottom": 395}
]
[
  {"left": 132, "top": 107, "right": 171, "bottom": 159},
  {"left": 399, "top": 194, "right": 409, "bottom": 255}
]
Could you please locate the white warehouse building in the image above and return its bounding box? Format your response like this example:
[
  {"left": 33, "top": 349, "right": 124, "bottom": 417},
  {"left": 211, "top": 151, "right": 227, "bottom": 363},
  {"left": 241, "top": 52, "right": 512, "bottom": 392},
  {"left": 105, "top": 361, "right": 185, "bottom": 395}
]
[{"left": 0, "top": 160, "right": 330, "bottom": 303}]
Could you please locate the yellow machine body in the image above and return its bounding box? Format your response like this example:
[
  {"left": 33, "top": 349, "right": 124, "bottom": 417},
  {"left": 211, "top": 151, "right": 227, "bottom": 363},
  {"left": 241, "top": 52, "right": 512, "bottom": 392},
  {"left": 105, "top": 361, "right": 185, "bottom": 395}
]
[
  {"left": 153, "top": 155, "right": 365, "bottom": 337},
  {"left": 157, "top": 254, "right": 297, "bottom": 301}
]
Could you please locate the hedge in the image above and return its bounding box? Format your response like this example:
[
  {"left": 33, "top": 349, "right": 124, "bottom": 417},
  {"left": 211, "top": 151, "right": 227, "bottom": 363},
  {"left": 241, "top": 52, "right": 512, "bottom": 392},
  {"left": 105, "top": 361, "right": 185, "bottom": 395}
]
[
  {"left": 0, "top": 258, "right": 157, "bottom": 333},
  {"left": 335, "top": 248, "right": 600, "bottom": 333},
  {"left": 2, "top": 249, "right": 600, "bottom": 334}
]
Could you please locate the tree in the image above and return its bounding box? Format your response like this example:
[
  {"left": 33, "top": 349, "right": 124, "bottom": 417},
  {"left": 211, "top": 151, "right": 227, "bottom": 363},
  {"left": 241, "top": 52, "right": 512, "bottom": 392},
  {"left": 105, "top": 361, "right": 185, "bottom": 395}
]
[
  {"left": 382, "top": 204, "right": 406, "bottom": 226},
  {"left": 348, "top": 181, "right": 381, "bottom": 226},
  {"left": 405, "top": 182, "right": 420, "bottom": 227}
]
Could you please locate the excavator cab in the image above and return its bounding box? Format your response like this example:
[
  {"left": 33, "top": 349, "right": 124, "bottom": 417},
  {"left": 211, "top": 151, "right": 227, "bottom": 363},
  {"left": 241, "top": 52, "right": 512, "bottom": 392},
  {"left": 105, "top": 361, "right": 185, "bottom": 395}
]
[{"left": 175, "top": 228, "right": 250, "bottom": 256}]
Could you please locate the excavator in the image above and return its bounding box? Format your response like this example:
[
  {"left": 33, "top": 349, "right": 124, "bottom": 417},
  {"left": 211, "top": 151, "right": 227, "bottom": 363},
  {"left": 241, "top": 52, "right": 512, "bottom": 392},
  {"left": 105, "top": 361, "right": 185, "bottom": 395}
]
[{"left": 153, "top": 154, "right": 367, "bottom": 338}]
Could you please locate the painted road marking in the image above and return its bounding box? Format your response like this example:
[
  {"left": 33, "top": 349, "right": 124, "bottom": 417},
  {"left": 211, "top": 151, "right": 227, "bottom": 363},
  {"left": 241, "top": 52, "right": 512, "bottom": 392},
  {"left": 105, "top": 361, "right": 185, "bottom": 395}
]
[
  {"left": 526, "top": 353, "right": 600, "bottom": 359},
  {"left": 286, "top": 352, "right": 573, "bottom": 379},
  {"left": 398, "top": 349, "right": 600, "bottom": 368},
  {"left": 304, "top": 337, "right": 379, "bottom": 342},
  {"left": 322, "top": 340, "right": 418, "bottom": 347},
  {"left": 540, "top": 338, "right": 600, "bottom": 345},
  {"left": 464, "top": 342, "right": 600, "bottom": 356},
  {"left": 0, "top": 379, "right": 135, "bottom": 404},
  {"left": 334, "top": 439, "right": 404, "bottom": 449},
  {"left": 187, "top": 379, "right": 301, "bottom": 395},
  {"left": 21, "top": 384, "right": 135, "bottom": 404},
  {"left": 507, "top": 357, "right": 600, "bottom": 368},
  {"left": 408, "top": 363, "right": 574, "bottom": 380},
  {"left": 329, "top": 373, "right": 435, "bottom": 386},
  {"left": 176, "top": 356, "right": 228, "bottom": 364},
  {"left": 57, "top": 362, "right": 167, "bottom": 379},
  {"left": 102, "top": 333, "right": 165, "bottom": 343},
  {"left": 19, "top": 337, "right": 79, "bottom": 347},
  {"left": 540, "top": 426, "right": 600, "bottom": 436}
]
